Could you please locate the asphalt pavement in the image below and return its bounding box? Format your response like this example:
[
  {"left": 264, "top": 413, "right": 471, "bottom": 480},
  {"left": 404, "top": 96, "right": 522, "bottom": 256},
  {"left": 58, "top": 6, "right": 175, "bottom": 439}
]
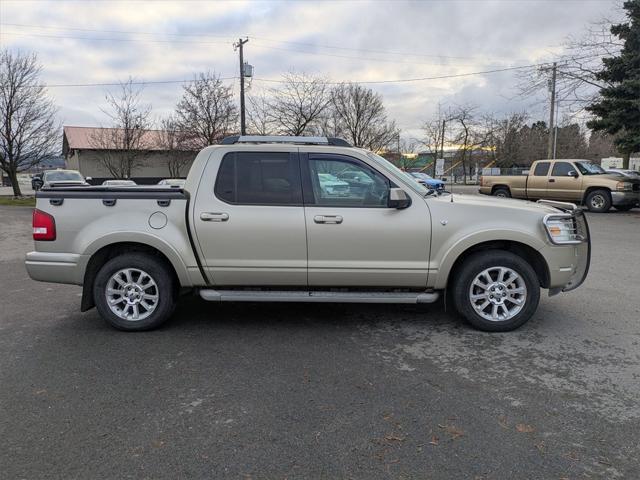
[{"left": 1, "top": 204, "right": 639, "bottom": 479}]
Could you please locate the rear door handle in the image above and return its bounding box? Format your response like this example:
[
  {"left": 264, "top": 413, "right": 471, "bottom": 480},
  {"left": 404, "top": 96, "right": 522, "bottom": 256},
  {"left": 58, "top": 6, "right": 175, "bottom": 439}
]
[
  {"left": 200, "top": 212, "right": 229, "bottom": 222},
  {"left": 548, "top": 178, "right": 556, "bottom": 183},
  {"left": 314, "top": 215, "right": 343, "bottom": 224}
]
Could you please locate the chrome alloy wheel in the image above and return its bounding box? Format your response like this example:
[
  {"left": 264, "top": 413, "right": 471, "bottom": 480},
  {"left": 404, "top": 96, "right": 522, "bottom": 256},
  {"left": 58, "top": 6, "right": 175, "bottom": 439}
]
[
  {"left": 105, "top": 268, "right": 159, "bottom": 321},
  {"left": 468, "top": 266, "right": 527, "bottom": 322},
  {"left": 590, "top": 194, "right": 606, "bottom": 210}
]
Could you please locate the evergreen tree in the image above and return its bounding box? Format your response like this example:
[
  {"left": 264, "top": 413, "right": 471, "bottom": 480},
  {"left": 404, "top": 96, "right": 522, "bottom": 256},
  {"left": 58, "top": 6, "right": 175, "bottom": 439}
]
[{"left": 586, "top": 0, "right": 640, "bottom": 168}]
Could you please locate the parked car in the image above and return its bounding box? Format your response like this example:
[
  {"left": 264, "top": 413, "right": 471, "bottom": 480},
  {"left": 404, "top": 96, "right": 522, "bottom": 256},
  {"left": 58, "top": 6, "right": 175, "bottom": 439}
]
[
  {"left": 157, "top": 178, "right": 186, "bottom": 188},
  {"left": 606, "top": 168, "right": 640, "bottom": 180},
  {"left": 31, "top": 173, "right": 44, "bottom": 190},
  {"left": 317, "top": 173, "right": 350, "bottom": 196},
  {"left": 409, "top": 172, "right": 446, "bottom": 193},
  {"left": 102, "top": 179, "right": 137, "bottom": 187},
  {"left": 479, "top": 159, "right": 640, "bottom": 212},
  {"left": 27, "top": 136, "right": 590, "bottom": 333},
  {"left": 33, "top": 169, "right": 90, "bottom": 189}
]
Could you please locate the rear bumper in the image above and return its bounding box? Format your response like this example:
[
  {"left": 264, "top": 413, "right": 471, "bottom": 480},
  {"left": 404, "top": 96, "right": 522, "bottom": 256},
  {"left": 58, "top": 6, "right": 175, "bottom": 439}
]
[
  {"left": 25, "top": 251, "right": 86, "bottom": 285},
  {"left": 611, "top": 191, "right": 640, "bottom": 206}
]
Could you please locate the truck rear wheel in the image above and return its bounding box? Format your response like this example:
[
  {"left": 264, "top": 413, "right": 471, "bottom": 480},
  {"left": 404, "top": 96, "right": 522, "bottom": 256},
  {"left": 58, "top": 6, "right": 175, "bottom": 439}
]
[
  {"left": 492, "top": 187, "right": 511, "bottom": 198},
  {"left": 93, "top": 253, "right": 176, "bottom": 331},
  {"left": 451, "top": 250, "right": 540, "bottom": 332},
  {"left": 585, "top": 189, "right": 611, "bottom": 213}
]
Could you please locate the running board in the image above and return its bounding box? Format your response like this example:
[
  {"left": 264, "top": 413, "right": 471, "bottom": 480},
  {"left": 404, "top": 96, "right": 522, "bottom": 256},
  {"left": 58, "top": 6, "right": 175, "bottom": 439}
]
[{"left": 199, "top": 289, "right": 440, "bottom": 304}]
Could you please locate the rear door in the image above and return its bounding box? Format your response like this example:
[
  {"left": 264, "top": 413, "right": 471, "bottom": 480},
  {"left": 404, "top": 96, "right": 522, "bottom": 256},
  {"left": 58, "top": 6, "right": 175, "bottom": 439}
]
[
  {"left": 548, "top": 161, "right": 583, "bottom": 201},
  {"left": 526, "top": 161, "right": 551, "bottom": 199},
  {"left": 192, "top": 149, "right": 307, "bottom": 286},
  {"left": 301, "top": 152, "right": 430, "bottom": 287}
]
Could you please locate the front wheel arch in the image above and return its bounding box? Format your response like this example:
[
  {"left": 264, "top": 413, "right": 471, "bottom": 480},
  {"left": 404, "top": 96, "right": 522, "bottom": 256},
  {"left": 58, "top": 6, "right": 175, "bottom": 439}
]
[{"left": 446, "top": 240, "right": 550, "bottom": 291}]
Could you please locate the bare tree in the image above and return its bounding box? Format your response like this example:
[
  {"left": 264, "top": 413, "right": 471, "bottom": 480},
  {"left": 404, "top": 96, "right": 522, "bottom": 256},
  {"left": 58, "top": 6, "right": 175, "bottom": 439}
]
[
  {"left": 247, "top": 93, "right": 274, "bottom": 135},
  {"left": 421, "top": 104, "right": 452, "bottom": 175},
  {"left": 329, "top": 83, "right": 398, "bottom": 151},
  {"left": 156, "top": 116, "right": 194, "bottom": 178},
  {"left": 267, "top": 72, "right": 331, "bottom": 136},
  {"left": 175, "top": 72, "right": 238, "bottom": 148},
  {"left": 90, "top": 78, "right": 152, "bottom": 178},
  {"left": 0, "top": 50, "right": 58, "bottom": 196},
  {"left": 517, "top": 10, "right": 626, "bottom": 117},
  {"left": 449, "top": 105, "right": 480, "bottom": 184}
]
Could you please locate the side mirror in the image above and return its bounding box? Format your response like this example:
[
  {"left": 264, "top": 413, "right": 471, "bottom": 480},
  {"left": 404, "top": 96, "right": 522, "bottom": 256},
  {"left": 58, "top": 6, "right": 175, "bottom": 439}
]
[
  {"left": 388, "top": 188, "right": 411, "bottom": 209},
  {"left": 568, "top": 171, "right": 578, "bottom": 178}
]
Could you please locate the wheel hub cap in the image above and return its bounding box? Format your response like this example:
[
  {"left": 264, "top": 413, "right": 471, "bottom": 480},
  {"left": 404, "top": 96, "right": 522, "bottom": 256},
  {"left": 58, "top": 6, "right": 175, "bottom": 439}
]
[
  {"left": 105, "top": 268, "right": 159, "bottom": 321},
  {"left": 469, "top": 266, "right": 527, "bottom": 322}
]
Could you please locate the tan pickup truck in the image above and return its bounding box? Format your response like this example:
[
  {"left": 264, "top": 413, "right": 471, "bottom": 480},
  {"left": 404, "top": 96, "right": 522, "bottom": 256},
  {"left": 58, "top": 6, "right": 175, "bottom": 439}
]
[{"left": 479, "top": 159, "right": 640, "bottom": 212}]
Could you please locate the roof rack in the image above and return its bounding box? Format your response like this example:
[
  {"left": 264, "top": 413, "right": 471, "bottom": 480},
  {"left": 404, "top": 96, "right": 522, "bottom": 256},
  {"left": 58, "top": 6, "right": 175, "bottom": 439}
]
[{"left": 220, "top": 135, "right": 352, "bottom": 147}]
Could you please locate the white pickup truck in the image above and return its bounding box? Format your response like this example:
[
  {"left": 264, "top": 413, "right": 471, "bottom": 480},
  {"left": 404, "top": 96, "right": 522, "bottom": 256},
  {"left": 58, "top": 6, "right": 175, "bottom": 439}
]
[{"left": 26, "top": 136, "right": 591, "bottom": 332}]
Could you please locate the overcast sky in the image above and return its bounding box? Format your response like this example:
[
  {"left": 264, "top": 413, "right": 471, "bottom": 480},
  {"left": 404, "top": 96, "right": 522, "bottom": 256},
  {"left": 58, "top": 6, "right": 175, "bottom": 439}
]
[{"left": 0, "top": 0, "right": 621, "bottom": 141}]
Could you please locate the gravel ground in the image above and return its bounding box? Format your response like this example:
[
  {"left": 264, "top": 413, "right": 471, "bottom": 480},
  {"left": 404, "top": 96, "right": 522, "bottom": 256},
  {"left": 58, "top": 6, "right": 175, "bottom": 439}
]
[{"left": 1, "top": 204, "right": 639, "bottom": 479}]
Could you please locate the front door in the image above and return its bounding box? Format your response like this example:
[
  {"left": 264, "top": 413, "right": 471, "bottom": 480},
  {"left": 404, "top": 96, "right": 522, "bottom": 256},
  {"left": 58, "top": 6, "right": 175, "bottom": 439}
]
[
  {"left": 193, "top": 150, "right": 307, "bottom": 286},
  {"left": 549, "top": 161, "right": 583, "bottom": 201},
  {"left": 302, "top": 153, "right": 430, "bottom": 287}
]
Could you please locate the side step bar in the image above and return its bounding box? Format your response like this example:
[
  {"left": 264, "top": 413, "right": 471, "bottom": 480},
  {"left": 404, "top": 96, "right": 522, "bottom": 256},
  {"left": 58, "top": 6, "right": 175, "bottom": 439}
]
[{"left": 199, "top": 289, "right": 440, "bottom": 304}]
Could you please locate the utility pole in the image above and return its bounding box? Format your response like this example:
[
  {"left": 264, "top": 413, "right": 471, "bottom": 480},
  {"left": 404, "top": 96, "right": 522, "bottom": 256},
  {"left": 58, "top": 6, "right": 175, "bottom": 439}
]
[
  {"left": 547, "top": 62, "right": 557, "bottom": 159},
  {"left": 434, "top": 118, "right": 446, "bottom": 177},
  {"left": 235, "top": 38, "right": 249, "bottom": 135}
]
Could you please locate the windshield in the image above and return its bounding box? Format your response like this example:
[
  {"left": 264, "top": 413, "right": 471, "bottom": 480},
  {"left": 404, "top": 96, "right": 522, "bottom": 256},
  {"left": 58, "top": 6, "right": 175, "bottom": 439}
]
[
  {"left": 365, "top": 151, "right": 430, "bottom": 195},
  {"left": 575, "top": 161, "right": 606, "bottom": 175},
  {"left": 45, "top": 171, "right": 84, "bottom": 182}
]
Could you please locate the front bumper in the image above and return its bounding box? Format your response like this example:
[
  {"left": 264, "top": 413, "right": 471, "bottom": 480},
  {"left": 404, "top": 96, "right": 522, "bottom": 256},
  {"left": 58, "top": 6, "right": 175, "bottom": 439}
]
[
  {"left": 537, "top": 200, "right": 591, "bottom": 295},
  {"left": 25, "top": 251, "right": 86, "bottom": 285},
  {"left": 611, "top": 191, "right": 640, "bottom": 206}
]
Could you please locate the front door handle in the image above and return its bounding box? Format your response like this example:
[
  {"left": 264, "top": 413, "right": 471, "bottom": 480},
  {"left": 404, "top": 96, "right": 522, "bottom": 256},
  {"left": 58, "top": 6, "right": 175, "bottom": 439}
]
[
  {"left": 314, "top": 215, "right": 343, "bottom": 224},
  {"left": 548, "top": 178, "right": 556, "bottom": 183},
  {"left": 200, "top": 212, "right": 229, "bottom": 222}
]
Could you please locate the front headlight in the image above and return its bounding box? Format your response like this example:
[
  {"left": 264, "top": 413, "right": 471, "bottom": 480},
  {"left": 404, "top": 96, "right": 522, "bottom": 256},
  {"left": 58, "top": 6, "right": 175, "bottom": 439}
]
[
  {"left": 616, "top": 181, "right": 633, "bottom": 191},
  {"left": 543, "top": 214, "right": 584, "bottom": 244}
]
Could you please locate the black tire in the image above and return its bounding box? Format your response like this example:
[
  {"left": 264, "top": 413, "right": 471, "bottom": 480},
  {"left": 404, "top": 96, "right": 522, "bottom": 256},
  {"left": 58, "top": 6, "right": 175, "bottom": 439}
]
[
  {"left": 614, "top": 205, "right": 634, "bottom": 212},
  {"left": 93, "top": 253, "right": 176, "bottom": 331},
  {"left": 451, "top": 250, "right": 540, "bottom": 332},
  {"left": 492, "top": 187, "right": 511, "bottom": 198},
  {"left": 585, "top": 189, "right": 611, "bottom": 213}
]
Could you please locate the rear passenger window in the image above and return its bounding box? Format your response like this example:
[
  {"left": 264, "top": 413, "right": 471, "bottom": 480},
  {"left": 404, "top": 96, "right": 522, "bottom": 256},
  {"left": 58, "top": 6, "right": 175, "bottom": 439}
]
[
  {"left": 533, "top": 162, "right": 550, "bottom": 176},
  {"left": 215, "top": 152, "right": 302, "bottom": 205}
]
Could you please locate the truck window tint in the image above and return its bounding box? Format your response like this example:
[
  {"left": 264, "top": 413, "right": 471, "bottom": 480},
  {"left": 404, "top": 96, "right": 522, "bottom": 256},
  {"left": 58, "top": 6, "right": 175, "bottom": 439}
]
[
  {"left": 215, "top": 152, "right": 301, "bottom": 205},
  {"left": 533, "top": 162, "right": 550, "bottom": 176},
  {"left": 309, "top": 158, "right": 389, "bottom": 207},
  {"left": 551, "top": 162, "right": 577, "bottom": 177}
]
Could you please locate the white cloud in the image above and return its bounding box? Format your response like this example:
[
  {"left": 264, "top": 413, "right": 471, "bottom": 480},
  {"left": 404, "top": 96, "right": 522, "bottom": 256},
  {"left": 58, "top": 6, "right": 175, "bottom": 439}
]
[{"left": 0, "top": 0, "right": 619, "bottom": 133}]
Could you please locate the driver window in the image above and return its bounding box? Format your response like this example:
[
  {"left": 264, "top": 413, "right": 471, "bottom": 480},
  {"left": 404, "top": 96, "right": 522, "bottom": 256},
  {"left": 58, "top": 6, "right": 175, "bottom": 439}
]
[
  {"left": 308, "top": 158, "right": 389, "bottom": 207},
  {"left": 551, "top": 162, "right": 577, "bottom": 177}
]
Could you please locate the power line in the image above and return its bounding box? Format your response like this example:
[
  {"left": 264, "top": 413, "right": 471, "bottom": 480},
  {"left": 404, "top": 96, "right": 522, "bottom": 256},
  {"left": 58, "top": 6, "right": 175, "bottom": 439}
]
[
  {"left": 0, "top": 22, "right": 492, "bottom": 61},
  {"left": 20, "top": 63, "right": 553, "bottom": 89},
  {"left": 0, "top": 31, "right": 232, "bottom": 46}
]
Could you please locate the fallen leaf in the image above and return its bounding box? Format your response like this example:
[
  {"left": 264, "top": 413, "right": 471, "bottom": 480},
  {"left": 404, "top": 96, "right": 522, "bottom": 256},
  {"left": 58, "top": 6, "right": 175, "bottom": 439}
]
[
  {"left": 498, "top": 415, "right": 508, "bottom": 429},
  {"left": 535, "top": 441, "right": 545, "bottom": 453},
  {"left": 439, "top": 424, "right": 464, "bottom": 439},
  {"left": 516, "top": 423, "right": 535, "bottom": 433},
  {"left": 384, "top": 433, "right": 405, "bottom": 442},
  {"left": 598, "top": 457, "right": 612, "bottom": 466},
  {"left": 564, "top": 451, "right": 579, "bottom": 461},
  {"left": 429, "top": 436, "right": 439, "bottom": 446}
]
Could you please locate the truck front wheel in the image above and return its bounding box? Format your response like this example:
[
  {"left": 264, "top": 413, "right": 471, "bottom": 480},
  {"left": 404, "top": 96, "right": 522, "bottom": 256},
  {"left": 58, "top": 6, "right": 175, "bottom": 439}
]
[
  {"left": 585, "top": 189, "right": 611, "bottom": 212},
  {"left": 451, "top": 250, "right": 540, "bottom": 332},
  {"left": 93, "top": 253, "right": 177, "bottom": 331}
]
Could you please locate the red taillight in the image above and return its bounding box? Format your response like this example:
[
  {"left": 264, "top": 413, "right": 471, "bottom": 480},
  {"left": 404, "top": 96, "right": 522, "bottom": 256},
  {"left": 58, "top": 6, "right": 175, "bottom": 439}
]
[{"left": 32, "top": 209, "right": 56, "bottom": 241}]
